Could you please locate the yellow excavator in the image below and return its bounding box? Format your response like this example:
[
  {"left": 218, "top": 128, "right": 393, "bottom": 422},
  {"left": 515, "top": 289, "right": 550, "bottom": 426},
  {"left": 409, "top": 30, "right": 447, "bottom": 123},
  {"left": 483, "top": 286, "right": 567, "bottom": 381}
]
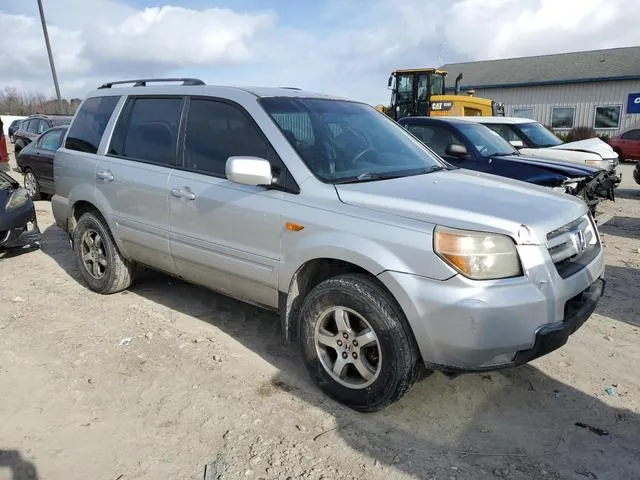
[{"left": 376, "top": 68, "right": 505, "bottom": 120}]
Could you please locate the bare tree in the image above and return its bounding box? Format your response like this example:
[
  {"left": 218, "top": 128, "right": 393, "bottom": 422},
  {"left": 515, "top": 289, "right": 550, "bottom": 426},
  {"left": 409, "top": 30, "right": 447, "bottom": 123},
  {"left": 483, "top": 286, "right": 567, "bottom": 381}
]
[{"left": 0, "top": 87, "right": 80, "bottom": 115}]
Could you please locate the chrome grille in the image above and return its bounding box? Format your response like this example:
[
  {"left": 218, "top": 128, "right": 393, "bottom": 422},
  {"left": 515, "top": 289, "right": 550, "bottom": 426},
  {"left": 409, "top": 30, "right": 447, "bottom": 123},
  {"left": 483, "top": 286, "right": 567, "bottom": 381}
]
[{"left": 547, "top": 215, "right": 599, "bottom": 278}]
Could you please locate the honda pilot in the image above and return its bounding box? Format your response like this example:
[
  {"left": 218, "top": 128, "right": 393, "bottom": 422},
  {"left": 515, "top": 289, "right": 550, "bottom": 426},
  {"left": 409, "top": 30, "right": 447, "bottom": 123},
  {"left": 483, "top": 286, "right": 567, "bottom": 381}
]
[{"left": 52, "top": 79, "right": 605, "bottom": 411}]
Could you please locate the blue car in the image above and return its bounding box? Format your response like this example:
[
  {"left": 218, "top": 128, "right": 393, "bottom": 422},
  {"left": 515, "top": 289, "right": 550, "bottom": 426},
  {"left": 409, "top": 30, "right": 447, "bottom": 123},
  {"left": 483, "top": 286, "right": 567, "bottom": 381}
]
[{"left": 397, "top": 116, "right": 616, "bottom": 214}]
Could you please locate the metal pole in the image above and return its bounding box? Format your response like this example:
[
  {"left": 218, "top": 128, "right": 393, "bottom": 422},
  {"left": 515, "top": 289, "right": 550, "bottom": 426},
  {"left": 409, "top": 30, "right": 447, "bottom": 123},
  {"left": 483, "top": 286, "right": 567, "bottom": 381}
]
[{"left": 37, "top": 0, "right": 63, "bottom": 114}]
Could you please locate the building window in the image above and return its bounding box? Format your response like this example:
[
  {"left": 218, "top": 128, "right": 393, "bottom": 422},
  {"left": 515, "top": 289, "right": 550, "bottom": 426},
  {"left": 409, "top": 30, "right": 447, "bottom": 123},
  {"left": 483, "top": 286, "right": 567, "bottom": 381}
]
[
  {"left": 513, "top": 108, "right": 534, "bottom": 119},
  {"left": 594, "top": 105, "right": 622, "bottom": 129},
  {"left": 551, "top": 107, "right": 575, "bottom": 129}
]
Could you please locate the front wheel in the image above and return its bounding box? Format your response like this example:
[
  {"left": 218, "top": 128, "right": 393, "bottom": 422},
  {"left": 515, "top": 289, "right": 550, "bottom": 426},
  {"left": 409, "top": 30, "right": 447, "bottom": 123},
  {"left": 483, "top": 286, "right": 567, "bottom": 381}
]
[
  {"left": 298, "top": 274, "right": 422, "bottom": 412},
  {"left": 24, "top": 169, "right": 40, "bottom": 200}
]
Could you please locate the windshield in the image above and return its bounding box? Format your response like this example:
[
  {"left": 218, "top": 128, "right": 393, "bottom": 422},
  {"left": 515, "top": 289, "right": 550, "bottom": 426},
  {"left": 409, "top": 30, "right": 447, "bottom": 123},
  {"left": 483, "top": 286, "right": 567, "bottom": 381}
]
[
  {"left": 260, "top": 97, "right": 445, "bottom": 183},
  {"left": 457, "top": 123, "right": 518, "bottom": 156},
  {"left": 517, "top": 122, "right": 563, "bottom": 148}
]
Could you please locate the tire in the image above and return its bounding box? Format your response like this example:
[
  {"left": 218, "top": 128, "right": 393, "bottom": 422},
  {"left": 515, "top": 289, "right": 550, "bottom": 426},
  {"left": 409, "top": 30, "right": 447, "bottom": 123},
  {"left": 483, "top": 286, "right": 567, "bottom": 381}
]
[
  {"left": 23, "top": 169, "right": 40, "bottom": 200},
  {"left": 73, "top": 211, "right": 134, "bottom": 294},
  {"left": 613, "top": 148, "right": 624, "bottom": 162},
  {"left": 298, "top": 273, "right": 422, "bottom": 412}
]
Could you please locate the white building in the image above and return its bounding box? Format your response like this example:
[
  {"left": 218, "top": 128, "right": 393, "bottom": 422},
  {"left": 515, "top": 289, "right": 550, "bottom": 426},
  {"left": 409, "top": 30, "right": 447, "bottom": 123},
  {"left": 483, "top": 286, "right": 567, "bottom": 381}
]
[{"left": 440, "top": 46, "right": 640, "bottom": 136}]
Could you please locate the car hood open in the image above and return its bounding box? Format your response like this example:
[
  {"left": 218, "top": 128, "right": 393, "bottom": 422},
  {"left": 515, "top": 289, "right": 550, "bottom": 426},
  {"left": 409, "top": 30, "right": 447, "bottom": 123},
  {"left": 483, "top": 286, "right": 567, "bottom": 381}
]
[
  {"left": 550, "top": 137, "right": 618, "bottom": 160},
  {"left": 335, "top": 169, "right": 587, "bottom": 244}
]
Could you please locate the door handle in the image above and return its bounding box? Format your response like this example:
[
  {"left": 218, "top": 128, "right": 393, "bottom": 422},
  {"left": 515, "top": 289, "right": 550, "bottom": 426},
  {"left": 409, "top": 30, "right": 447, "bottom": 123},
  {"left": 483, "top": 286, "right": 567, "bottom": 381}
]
[
  {"left": 182, "top": 189, "right": 196, "bottom": 200},
  {"left": 170, "top": 187, "right": 196, "bottom": 200},
  {"left": 96, "top": 170, "right": 114, "bottom": 182}
]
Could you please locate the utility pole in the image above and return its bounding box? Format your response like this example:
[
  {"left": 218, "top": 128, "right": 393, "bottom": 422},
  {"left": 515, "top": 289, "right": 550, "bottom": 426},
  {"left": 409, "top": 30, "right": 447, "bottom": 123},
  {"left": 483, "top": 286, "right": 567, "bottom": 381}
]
[{"left": 37, "top": 0, "right": 63, "bottom": 114}]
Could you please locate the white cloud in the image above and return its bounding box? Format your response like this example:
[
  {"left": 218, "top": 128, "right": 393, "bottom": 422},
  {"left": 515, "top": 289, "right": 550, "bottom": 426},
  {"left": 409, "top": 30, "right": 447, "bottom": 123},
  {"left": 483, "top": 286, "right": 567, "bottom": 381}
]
[
  {"left": 1, "top": 0, "right": 640, "bottom": 104},
  {"left": 94, "top": 6, "right": 275, "bottom": 67}
]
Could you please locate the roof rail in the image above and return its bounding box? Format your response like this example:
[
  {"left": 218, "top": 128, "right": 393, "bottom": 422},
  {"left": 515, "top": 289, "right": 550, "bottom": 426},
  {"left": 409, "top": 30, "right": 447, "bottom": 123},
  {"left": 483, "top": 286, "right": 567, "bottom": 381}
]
[
  {"left": 98, "top": 78, "right": 206, "bottom": 89},
  {"left": 280, "top": 86, "right": 301, "bottom": 90}
]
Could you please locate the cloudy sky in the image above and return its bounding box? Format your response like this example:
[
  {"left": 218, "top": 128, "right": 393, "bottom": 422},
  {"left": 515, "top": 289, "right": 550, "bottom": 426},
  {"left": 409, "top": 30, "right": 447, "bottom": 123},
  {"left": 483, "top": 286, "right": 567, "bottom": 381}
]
[{"left": 1, "top": 0, "right": 639, "bottom": 104}]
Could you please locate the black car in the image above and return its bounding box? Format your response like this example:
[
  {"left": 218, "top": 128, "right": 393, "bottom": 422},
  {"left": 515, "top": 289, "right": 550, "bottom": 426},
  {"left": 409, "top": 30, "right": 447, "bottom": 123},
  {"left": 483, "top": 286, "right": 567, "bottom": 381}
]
[
  {"left": 17, "top": 126, "right": 68, "bottom": 200},
  {"left": 13, "top": 114, "right": 73, "bottom": 155},
  {"left": 8, "top": 119, "right": 22, "bottom": 143},
  {"left": 398, "top": 117, "right": 616, "bottom": 214},
  {"left": 0, "top": 171, "right": 41, "bottom": 249}
]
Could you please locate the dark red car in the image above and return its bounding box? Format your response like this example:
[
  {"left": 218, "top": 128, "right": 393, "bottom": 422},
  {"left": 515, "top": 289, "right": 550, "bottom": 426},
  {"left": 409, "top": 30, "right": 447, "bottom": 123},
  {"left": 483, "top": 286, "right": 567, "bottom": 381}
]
[
  {"left": 0, "top": 122, "right": 8, "bottom": 171},
  {"left": 609, "top": 129, "right": 640, "bottom": 161}
]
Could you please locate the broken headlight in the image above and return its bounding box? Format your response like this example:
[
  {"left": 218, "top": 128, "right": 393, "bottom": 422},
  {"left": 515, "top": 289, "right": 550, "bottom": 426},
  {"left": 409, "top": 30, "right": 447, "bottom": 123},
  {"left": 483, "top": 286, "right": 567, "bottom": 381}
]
[{"left": 5, "top": 187, "right": 30, "bottom": 211}]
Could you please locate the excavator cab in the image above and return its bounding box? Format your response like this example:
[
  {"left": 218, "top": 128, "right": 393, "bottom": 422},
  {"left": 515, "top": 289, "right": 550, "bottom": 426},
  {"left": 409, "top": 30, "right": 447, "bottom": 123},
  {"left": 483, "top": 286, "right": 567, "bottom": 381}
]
[
  {"left": 387, "top": 68, "right": 446, "bottom": 119},
  {"left": 381, "top": 68, "right": 504, "bottom": 120}
]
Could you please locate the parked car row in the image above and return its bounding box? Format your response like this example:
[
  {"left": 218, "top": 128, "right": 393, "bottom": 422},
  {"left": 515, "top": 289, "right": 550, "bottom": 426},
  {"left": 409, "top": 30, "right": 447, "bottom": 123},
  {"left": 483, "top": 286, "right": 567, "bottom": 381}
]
[
  {"left": 13, "top": 114, "right": 73, "bottom": 155},
  {"left": 399, "top": 116, "right": 619, "bottom": 215}
]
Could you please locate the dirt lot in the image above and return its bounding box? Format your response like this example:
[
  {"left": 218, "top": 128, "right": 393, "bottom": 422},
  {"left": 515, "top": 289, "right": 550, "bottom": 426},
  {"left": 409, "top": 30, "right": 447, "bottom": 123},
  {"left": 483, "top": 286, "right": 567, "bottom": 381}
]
[{"left": 1, "top": 144, "right": 639, "bottom": 480}]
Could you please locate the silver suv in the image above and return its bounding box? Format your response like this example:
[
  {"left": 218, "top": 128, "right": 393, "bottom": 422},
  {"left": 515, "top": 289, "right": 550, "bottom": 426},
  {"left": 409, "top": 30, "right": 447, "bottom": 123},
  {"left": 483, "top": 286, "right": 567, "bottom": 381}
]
[{"left": 52, "top": 78, "right": 605, "bottom": 412}]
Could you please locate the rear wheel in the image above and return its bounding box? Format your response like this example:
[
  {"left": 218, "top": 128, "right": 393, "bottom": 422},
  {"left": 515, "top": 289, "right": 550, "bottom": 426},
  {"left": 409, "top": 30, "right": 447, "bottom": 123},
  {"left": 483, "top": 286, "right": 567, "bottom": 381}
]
[
  {"left": 73, "top": 212, "right": 134, "bottom": 294},
  {"left": 298, "top": 274, "right": 422, "bottom": 412},
  {"left": 23, "top": 169, "right": 40, "bottom": 200}
]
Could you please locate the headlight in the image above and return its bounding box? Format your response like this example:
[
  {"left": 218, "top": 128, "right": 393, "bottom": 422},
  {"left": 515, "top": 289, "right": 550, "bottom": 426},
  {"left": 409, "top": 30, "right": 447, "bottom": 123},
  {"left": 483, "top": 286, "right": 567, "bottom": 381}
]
[
  {"left": 585, "top": 159, "right": 606, "bottom": 169},
  {"left": 5, "top": 187, "right": 30, "bottom": 211},
  {"left": 434, "top": 226, "right": 523, "bottom": 280}
]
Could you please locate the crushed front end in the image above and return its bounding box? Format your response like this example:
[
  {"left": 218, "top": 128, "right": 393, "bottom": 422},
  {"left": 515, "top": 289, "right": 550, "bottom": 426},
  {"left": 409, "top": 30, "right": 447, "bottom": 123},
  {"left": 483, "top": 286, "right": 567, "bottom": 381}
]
[
  {"left": 0, "top": 172, "right": 41, "bottom": 249},
  {"left": 563, "top": 170, "right": 620, "bottom": 215}
]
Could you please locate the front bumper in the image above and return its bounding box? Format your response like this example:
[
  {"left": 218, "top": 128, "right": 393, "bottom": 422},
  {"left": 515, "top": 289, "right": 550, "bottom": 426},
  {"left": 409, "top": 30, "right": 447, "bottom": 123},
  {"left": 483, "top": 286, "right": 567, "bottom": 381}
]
[
  {"left": 378, "top": 242, "right": 605, "bottom": 371},
  {"left": 513, "top": 278, "right": 604, "bottom": 365},
  {"left": 0, "top": 200, "right": 41, "bottom": 248}
]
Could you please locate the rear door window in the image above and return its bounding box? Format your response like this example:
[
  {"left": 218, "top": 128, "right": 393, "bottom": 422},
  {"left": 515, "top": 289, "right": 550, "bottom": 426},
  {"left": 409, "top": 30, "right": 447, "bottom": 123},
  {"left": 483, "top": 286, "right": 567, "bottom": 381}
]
[
  {"left": 405, "top": 124, "right": 464, "bottom": 157},
  {"left": 36, "top": 119, "right": 49, "bottom": 134},
  {"left": 65, "top": 96, "right": 120, "bottom": 154},
  {"left": 26, "top": 120, "right": 39, "bottom": 134},
  {"left": 109, "top": 97, "right": 184, "bottom": 166},
  {"left": 38, "top": 129, "right": 64, "bottom": 151},
  {"left": 484, "top": 124, "right": 522, "bottom": 143}
]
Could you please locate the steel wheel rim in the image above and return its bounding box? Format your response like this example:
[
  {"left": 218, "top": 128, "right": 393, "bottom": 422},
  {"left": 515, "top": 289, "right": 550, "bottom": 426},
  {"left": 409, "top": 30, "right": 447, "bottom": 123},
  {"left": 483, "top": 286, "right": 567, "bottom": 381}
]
[
  {"left": 24, "top": 172, "right": 37, "bottom": 197},
  {"left": 314, "top": 306, "right": 382, "bottom": 389},
  {"left": 80, "top": 229, "right": 108, "bottom": 280}
]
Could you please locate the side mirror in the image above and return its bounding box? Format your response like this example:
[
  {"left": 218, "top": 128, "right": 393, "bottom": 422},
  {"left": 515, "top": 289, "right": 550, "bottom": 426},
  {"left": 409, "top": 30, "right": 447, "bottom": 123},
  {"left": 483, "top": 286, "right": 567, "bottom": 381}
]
[
  {"left": 387, "top": 75, "right": 393, "bottom": 88},
  {"left": 445, "top": 144, "right": 468, "bottom": 157},
  {"left": 225, "top": 157, "right": 273, "bottom": 187},
  {"left": 509, "top": 140, "right": 524, "bottom": 148}
]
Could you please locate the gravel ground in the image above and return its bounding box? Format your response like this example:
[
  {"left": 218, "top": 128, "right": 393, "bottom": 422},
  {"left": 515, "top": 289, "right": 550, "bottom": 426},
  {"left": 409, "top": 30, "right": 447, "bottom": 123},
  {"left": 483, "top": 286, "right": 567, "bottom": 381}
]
[{"left": 1, "top": 144, "right": 639, "bottom": 480}]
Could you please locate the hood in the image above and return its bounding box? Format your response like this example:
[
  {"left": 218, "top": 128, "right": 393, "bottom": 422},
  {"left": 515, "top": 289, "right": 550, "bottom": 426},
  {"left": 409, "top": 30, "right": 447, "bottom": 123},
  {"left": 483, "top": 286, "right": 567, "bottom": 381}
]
[
  {"left": 518, "top": 146, "right": 603, "bottom": 164},
  {"left": 335, "top": 169, "right": 587, "bottom": 245},
  {"left": 550, "top": 137, "right": 618, "bottom": 160},
  {"left": 490, "top": 154, "right": 600, "bottom": 177}
]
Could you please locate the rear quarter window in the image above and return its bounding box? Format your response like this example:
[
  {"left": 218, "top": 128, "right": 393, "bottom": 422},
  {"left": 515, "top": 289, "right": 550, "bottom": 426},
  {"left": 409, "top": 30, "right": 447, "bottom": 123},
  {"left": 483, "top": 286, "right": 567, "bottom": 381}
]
[{"left": 65, "top": 96, "right": 120, "bottom": 154}]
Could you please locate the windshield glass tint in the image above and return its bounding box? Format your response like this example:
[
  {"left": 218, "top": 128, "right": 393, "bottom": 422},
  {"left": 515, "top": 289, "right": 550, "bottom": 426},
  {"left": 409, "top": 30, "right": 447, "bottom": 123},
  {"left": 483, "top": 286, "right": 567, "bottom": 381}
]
[
  {"left": 518, "top": 122, "right": 563, "bottom": 147},
  {"left": 260, "top": 97, "right": 444, "bottom": 182},
  {"left": 457, "top": 123, "right": 517, "bottom": 156}
]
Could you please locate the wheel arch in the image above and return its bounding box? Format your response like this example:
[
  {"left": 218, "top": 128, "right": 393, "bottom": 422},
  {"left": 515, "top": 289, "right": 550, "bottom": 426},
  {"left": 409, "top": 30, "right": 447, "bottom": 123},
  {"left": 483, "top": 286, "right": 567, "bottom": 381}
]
[
  {"left": 279, "top": 257, "right": 422, "bottom": 364},
  {"left": 68, "top": 198, "right": 128, "bottom": 258}
]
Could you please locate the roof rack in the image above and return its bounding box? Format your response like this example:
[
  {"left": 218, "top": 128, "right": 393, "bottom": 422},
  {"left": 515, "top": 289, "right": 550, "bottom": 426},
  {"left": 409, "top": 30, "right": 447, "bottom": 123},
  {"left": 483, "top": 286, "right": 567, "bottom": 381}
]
[
  {"left": 280, "top": 86, "right": 301, "bottom": 90},
  {"left": 98, "top": 78, "right": 206, "bottom": 89}
]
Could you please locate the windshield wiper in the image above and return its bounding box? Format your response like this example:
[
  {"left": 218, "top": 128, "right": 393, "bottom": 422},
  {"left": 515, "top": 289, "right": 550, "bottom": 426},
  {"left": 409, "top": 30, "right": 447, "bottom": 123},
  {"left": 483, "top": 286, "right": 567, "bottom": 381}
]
[
  {"left": 491, "top": 152, "right": 518, "bottom": 157},
  {"left": 333, "top": 165, "right": 447, "bottom": 184},
  {"left": 333, "top": 172, "right": 402, "bottom": 184}
]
